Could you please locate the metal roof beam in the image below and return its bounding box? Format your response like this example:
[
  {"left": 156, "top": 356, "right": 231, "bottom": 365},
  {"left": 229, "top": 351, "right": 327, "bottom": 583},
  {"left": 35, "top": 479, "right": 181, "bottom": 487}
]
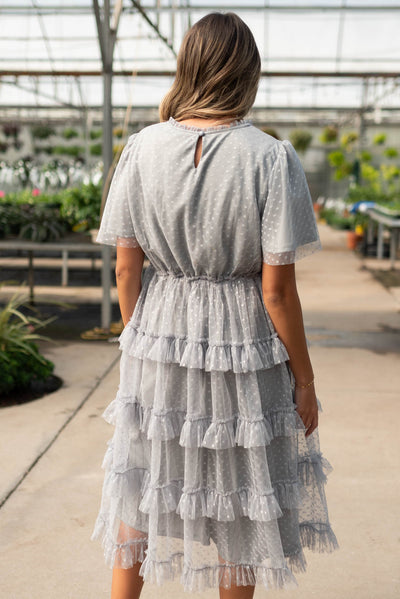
[
  {"left": 130, "top": 1, "right": 176, "bottom": 57},
  {"left": 1, "top": 70, "right": 399, "bottom": 78},
  {"left": 2, "top": 4, "right": 400, "bottom": 13}
]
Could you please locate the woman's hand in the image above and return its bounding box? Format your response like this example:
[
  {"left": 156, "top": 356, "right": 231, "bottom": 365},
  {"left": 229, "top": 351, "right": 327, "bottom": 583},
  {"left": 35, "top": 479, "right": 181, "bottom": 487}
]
[{"left": 294, "top": 384, "right": 319, "bottom": 437}]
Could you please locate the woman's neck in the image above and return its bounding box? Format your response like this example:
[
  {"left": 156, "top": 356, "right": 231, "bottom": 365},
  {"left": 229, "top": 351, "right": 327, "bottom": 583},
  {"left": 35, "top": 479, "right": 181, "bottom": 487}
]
[{"left": 177, "top": 117, "right": 237, "bottom": 129}]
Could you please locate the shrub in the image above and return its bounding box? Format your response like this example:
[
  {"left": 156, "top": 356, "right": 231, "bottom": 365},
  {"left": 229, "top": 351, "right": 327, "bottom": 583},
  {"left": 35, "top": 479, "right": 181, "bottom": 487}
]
[{"left": 0, "top": 290, "right": 55, "bottom": 396}]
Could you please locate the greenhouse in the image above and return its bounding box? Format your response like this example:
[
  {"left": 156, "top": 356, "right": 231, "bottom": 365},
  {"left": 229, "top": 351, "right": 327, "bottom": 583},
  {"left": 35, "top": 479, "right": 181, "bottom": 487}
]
[
  {"left": 1, "top": 4, "right": 400, "bottom": 599},
  {"left": 1, "top": 1, "right": 400, "bottom": 324}
]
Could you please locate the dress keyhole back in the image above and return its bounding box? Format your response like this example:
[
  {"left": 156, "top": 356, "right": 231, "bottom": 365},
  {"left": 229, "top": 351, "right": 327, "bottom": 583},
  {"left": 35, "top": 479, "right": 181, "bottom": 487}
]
[{"left": 194, "top": 133, "right": 204, "bottom": 169}]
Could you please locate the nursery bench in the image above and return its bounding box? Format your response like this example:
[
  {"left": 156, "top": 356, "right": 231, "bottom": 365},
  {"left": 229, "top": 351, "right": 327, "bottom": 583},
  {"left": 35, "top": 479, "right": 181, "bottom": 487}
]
[
  {"left": 365, "top": 208, "right": 400, "bottom": 267},
  {"left": 0, "top": 240, "right": 110, "bottom": 301}
]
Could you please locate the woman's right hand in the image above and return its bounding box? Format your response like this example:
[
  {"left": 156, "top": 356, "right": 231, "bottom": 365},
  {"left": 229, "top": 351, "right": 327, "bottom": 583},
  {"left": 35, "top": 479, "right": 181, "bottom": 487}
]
[{"left": 294, "top": 384, "right": 319, "bottom": 437}]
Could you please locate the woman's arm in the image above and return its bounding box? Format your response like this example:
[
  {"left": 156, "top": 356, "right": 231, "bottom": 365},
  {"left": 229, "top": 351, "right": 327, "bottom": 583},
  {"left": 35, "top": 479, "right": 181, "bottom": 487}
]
[
  {"left": 115, "top": 245, "right": 145, "bottom": 326},
  {"left": 261, "top": 261, "right": 318, "bottom": 437}
]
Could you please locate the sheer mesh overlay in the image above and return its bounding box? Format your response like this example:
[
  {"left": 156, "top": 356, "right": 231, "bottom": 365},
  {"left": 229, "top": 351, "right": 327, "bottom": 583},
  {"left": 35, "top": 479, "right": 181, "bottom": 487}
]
[
  {"left": 91, "top": 118, "right": 338, "bottom": 594},
  {"left": 96, "top": 134, "right": 141, "bottom": 249}
]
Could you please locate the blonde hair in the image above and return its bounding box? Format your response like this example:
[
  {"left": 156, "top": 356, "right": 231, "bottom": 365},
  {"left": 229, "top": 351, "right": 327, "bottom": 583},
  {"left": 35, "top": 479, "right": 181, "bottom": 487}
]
[{"left": 159, "top": 12, "right": 261, "bottom": 122}]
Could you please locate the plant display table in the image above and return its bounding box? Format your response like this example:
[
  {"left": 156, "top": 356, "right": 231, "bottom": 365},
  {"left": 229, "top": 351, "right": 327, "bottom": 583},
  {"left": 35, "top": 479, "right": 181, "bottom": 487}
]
[
  {"left": 366, "top": 208, "right": 400, "bottom": 267},
  {"left": 0, "top": 240, "right": 111, "bottom": 301}
]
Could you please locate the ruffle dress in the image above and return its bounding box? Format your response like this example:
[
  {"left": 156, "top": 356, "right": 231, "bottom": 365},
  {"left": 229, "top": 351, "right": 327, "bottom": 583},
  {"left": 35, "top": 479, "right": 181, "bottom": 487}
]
[{"left": 91, "top": 117, "right": 339, "bottom": 592}]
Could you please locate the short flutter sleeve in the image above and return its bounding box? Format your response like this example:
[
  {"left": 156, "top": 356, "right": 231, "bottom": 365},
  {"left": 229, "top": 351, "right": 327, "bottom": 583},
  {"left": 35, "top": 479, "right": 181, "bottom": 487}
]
[
  {"left": 261, "top": 140, "right": 322, "bottom": 265},
  {"left": 96, "top": 134, "right": 141, "bottom": 248}
]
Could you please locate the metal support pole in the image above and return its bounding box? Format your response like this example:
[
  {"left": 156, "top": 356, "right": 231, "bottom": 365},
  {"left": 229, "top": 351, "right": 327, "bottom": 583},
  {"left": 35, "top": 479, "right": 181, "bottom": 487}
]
[
  {"left": 377, "top": 222, "right": 384, "bottom": 259},
  {"left": 93, "top": 0, "right": 119, "bottom": 330},
  {"left": 61, "top": 250, "right": 68, "bottom": 286},
  {"left": 101, "top": 69, "right": 113, "bottom": 329},
  {"left": 390, "top": 229, "right": 398, "bottom": 269}
]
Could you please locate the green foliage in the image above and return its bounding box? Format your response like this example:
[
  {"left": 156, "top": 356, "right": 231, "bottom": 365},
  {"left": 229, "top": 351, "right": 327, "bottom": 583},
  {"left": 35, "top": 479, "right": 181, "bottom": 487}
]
[
  {"left": 58, "top": 182, "right": 102, "bottom": 231},
  {"left": 62, "top": 127, "right": 79, "bottom": 140},
  {"left": 328, "top": 151, "right": 345, "bottom": 167},
  {"left": 320, "top": 207, "right": 355, "bottom": 230},
  {"left": 31, "top": 124, "right": 56, "bottom": 139},
  {"left": 360, "top": 150, "right": 372, "bottom": 162},
  {"left": 0, "top": 347, "right": 54, "bottom": 395},
  {"left": 383, "top": 147, "right": 398, "bottom": 159},
  {"left": 90, "top": 143, "right": 102, "bottom": 156},
  {"left": 319, "top": 125, "right": 338, "bottom": 144},
  {"left": 90, "top": 129, "right": 102, "bottom": 140},
  {"left": 18, "top": 204, "right": 66, "bottom": 242},
  {"left": 0, "top": 290, "right": 55, "bottom": 395},
  {"left": 373, "top": 133, "right": 386, "bottom": 145},
  {"left": 52, "top": 145, "right": 84, "bottom": 157},
  {"left": 289, "top": 129, "right": 313, "bottom": 153},
  {"left": 0, "top": 181, "right": 102, "bottom": 237},
  {"left": 340, "top": 131, "right": 359, "bottom": 148}
]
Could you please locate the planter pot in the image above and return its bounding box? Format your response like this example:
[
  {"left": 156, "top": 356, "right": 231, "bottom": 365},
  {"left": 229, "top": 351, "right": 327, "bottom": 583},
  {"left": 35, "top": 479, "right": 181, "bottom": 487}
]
[
  {"left": 313, "top": 203, "right": 322, "bottom": 217},
  {"left": 347, "top": 230, "right": 363, "bottom": 250}
]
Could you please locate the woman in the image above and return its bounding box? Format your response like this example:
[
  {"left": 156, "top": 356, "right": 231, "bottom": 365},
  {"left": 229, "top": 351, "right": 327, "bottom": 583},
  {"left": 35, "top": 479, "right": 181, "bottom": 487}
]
[{"left": 92, "top": 11, "right": 338, "bottom": 599}]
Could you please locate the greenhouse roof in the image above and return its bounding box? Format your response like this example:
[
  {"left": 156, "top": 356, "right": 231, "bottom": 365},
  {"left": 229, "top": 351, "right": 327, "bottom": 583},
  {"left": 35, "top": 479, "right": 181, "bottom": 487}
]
[{"left": 1, "top": 1, "right": 400, "bottom": 124}]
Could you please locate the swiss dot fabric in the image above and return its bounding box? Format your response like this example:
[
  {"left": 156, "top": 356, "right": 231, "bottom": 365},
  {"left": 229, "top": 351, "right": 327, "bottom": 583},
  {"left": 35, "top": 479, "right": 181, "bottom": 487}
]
[{"left": 92, "top": 117, "right": 338, "bottom": 593}]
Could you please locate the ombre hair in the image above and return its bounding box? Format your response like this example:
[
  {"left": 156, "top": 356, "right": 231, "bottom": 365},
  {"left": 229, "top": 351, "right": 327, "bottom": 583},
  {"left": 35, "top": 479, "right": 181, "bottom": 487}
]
[{"left": 159, "top": 12, "right": 261, "bottom": 122}]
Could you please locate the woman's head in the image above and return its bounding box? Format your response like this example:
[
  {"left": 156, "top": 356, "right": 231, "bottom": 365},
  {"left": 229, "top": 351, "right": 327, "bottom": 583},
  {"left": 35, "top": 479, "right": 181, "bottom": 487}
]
[{"left": 159, "top": 12, "right": 261, "bottom": 122}]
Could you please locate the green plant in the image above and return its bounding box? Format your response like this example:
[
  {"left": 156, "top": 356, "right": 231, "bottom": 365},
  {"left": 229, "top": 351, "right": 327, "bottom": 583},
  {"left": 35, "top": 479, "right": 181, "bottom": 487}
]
[
  {"left": 31, "top": 124, "right": 56, "bottom": 140},
  {"left": 90, "top": 129, "right": 102, "bottom": 140},
  {"left": 58, "top": 182, "right": 102, "bottom": 231},
  {"left": 0, "top": 289, "right": 55, "bottom": 395},
  {"left": 289, "top": 129, "right": 313, "bottom": 153},
  {"left": 18, "top": 204, "right": 66, "bottom": 242},
  {"left": 90, "top": 143, "right": 102, "bottom": 156},
  {"left": 319, "top": 125, "right": 338, "bottom": 144},
  {"left": 62, "top": 127, "right": 79, "bottom": 140},
  {"left": 319, "top": 207, "right": 355, "bottom": 230},
  {"left": 373, "top": 133, "right": 386, "bottom": 145},
  {"left": 52, "top": 145, "right": 84, "bottom": 157},
  {"left": 383, "top": 147, "right": 398, "bottom": 159},
  {"left": 340, "top": 132, "right": 359, "bottom": 149}
]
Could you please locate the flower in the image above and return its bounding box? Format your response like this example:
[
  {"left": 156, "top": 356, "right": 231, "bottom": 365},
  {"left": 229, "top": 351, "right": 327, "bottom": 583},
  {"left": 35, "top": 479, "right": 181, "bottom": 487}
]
[
  {"left": 0, "top": 190, "right": 5, "bottom": 198},
  {"left": 32, "top": 188, "right": 41, "bottom": 196}
]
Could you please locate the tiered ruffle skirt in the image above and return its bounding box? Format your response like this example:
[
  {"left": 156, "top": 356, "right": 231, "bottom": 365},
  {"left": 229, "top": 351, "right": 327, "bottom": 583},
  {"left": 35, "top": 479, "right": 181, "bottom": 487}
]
[{"left": 91, "top": 264, "right": 338, "bottom": 592}]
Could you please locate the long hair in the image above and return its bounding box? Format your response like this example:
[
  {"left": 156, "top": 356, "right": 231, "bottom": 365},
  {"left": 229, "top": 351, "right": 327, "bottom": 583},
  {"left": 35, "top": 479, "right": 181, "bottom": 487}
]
[{"left": 159, "top": 12, "right": 261, "bottom": 122}]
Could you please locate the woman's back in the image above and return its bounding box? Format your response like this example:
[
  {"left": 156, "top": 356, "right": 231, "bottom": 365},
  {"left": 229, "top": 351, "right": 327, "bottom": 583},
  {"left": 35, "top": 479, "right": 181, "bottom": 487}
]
[{"left": 99, "top": 117, "right": 320, "bottom": 278}]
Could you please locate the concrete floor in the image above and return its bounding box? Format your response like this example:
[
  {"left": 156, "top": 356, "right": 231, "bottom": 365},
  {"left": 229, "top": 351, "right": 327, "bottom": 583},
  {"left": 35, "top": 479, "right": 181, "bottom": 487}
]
[{"left": 0, "top": 223, "right": 399, "bottom": 599}]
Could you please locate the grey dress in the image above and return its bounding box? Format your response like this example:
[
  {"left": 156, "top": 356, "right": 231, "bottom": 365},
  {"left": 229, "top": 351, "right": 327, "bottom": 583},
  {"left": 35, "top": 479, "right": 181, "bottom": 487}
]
[{"left": 91, "top": 117, "right": 338, "bottom": 592}]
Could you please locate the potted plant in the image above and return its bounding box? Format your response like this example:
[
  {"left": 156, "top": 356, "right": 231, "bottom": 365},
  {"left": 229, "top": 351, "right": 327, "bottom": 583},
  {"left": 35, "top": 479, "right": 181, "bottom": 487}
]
[{"left": 289, "top": 129, "right": 313, "bottom": 154}]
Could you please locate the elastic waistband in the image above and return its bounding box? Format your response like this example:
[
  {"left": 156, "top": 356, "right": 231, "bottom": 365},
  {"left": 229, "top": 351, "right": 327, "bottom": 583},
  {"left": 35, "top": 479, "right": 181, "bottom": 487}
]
[{"left": 154, "top": 270, "right": 260, "bottom": 283}]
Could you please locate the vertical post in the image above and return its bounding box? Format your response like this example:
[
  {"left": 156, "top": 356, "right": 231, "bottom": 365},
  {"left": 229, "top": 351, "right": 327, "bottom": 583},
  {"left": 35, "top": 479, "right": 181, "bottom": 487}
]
[
  {"left": 93, "top": 0, "right": 120, "bottom": 330},
  {"left": 101, "top": 68, "right": 113, "bottom": 329},
  {"left": 61, "top": 250, "right": 68, "bottom": 286},
  {"left": 390, "top": 229, "right": 398, "bottom": 269},
  {"left": 377, "top": 222, "right": 384, "bottom": 259},
  {"left": 28, "top": 250, "right": 35, "bottom": 306}
]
